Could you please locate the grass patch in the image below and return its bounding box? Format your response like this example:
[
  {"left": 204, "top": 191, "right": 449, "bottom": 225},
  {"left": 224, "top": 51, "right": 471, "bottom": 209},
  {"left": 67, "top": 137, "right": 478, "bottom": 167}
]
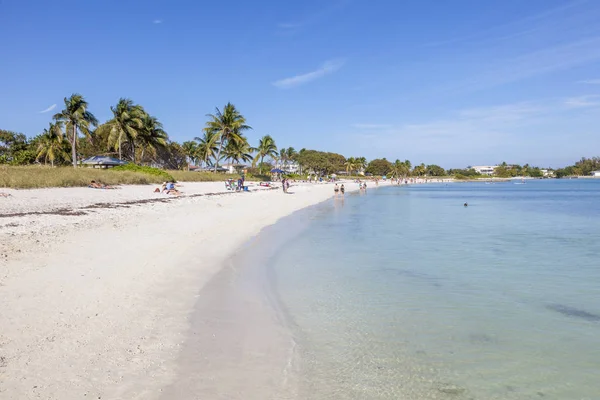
[
  {"left": 0, "top": 165, "right": 167, "bottom": 189},
  {"left": 112, "top": 164, "right": 174, "bottom": 181},
  {"left": 169, "top": 170, "right": 271, "bottom": 182}
]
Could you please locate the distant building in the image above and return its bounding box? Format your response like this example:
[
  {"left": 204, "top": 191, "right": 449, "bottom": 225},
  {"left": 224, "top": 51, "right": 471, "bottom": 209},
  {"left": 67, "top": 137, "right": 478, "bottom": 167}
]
[
  {"left": 81, "top": 156, "right": 127, "bottom": 169},
  {"left": 471, "top": 165, "right": 498, "bottom": 175},
  {"left": 540, "top": 169, "right": 555, "bottom": 177},
  {"left": 275, "top": 161, "right": 300, "bottom": 174},
  {"left": 591, "top": 170, "right": 600, "bottom": 177},
  {"left": 221, "top": 163, "right": 247, "bottom": 174}
]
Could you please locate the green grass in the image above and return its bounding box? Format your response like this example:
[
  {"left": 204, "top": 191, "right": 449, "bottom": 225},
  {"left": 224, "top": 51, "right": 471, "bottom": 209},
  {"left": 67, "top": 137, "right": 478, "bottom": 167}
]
[
  {"left": 0, "top": 165, "right": 272, "bottom": 189},
  {"left": 169, "top": 170, "right": 271, "bottom": 182},
  {"left": 112, "top": 164, "right": 174, "bottom": 181},
  {"left": 0, "top": 165, "right": 168, "bottom": 189}
]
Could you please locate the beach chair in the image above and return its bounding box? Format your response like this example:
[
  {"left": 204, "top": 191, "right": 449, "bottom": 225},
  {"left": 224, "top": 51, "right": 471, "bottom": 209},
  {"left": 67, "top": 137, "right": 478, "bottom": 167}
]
[{"left": 225, "top": 180, "right": 233, "bottom": 190}]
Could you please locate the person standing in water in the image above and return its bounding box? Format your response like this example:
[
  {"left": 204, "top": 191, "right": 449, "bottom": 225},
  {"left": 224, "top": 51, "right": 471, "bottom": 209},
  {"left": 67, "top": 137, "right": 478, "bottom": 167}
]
[{"left": 340, "top": 184, "right": 345, "bottom": 195}]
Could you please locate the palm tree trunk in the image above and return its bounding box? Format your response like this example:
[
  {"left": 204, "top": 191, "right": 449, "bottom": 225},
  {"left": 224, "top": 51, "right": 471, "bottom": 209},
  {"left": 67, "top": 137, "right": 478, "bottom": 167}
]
[
  {"left": 72, "top": 124, "right": 77, "bottom": 168},
  {"left": 213, "top": 134, "right": 224, "bottom": 173},
  {"left": 118, "top": 135, "right": 122, "bottom": 160},
  {"left": 260, "top": 155, "right": 264, "bottom": 174}
]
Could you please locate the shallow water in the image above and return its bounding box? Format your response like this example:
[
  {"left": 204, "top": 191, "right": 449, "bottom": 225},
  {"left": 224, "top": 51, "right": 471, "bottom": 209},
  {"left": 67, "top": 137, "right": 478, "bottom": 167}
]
[{"left": 267, "top": 180, "right": 600, "bottom": 399}]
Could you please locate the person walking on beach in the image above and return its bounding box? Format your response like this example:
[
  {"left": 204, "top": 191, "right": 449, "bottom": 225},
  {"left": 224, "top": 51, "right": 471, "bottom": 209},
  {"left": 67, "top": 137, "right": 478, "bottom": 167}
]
[{"left": 281, "top": 178, "right": 287, "bottom": 193}]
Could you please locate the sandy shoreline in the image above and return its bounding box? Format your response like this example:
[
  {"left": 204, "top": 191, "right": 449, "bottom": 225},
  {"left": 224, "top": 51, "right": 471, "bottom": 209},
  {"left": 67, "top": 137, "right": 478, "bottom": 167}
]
[{"left": 0, "top": 180, "right": 354, "bottom": 399}]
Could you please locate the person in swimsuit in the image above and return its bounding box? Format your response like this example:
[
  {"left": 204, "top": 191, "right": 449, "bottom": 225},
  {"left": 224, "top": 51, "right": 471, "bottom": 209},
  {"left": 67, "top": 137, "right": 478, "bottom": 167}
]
[
  {"left": 340, "top": 184, "right": 345, "bottom": 194},
  {"left": 334, "top": 183, "right": 339, "bottom": 194}
]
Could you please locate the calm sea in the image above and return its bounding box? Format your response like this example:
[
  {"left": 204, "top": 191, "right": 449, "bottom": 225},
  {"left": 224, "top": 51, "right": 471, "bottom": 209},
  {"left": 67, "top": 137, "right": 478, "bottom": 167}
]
[{"left": 265, "top": 180, "right": 600, "bottom": 399}]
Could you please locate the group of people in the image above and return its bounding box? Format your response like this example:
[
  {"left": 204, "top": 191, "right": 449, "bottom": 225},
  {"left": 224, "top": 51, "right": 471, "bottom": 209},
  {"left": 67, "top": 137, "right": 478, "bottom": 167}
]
[
  {"left": 154, "top": 181, "right": 181, "bottom": 196},
  {"left": 334, "top": 183, "right": 345, "bottom": 195}
]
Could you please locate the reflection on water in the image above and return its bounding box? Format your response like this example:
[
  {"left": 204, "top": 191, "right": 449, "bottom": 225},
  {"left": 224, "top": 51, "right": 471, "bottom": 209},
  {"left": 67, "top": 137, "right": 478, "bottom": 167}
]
[{"left": 268, "top": 180, "right": 600, "bottom": 399}]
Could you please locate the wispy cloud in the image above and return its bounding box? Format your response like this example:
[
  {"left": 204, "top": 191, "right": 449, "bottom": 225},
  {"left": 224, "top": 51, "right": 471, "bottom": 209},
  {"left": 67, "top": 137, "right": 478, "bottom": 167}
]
[
  {"left": 564, "top": 94, "right": 600, "bottom": 108},
  {"left": 578, "top": 79, "right": 600, "bottom": 84},
  {"left": 352, "top": 123, "right": 392, "bottom": 129},
  {"left": 153, "top": 19, "right": 162, "bottom": 24},
  {"left": 426, "top": 0, "right": 588, "bottom": 47},
  {"left": 272, "top": 59, "right": 345, "bottom": 89},
  {"left": 277, "top": 0, "right": 350, "bottom": 32},
  {"left": 39, "top": 104, "right": 56, "bottom": 114},
  {"left": 444, "top": 37, "right": 600, "bottom": 94},
  {"left": 346, "top": 96, "right": 600, "bottom": 166}
]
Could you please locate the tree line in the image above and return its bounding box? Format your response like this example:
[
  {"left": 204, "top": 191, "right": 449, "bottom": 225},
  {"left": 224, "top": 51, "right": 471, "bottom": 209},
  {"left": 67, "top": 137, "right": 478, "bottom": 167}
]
[{"left": 1, "top": 93, "right": 598, "bottom": 179}]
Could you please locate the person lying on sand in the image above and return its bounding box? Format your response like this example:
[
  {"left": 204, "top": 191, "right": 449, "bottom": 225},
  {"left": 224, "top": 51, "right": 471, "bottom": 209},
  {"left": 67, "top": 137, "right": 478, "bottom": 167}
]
[
  {"left": 0, "top": 192, "right": 11, "bottom": 197},
  {"left": 158, "top": 181, "right": 181, "bottom": 196},
  {"left": 89, "top": 180, "right": 118, "bottom": 189}
]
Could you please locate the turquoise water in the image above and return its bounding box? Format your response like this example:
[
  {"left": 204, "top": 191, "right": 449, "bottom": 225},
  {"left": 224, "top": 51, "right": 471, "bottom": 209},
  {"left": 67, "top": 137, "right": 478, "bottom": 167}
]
[{"left": 268, "top": 180, "right": 600, "bottom": 399}]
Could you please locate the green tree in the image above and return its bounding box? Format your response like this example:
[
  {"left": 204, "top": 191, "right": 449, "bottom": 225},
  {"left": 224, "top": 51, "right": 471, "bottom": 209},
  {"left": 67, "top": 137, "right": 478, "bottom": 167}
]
[
  {"left": 53, "top": 94, "right": 98, "bottom": 167},
  {"left": 344, "top": 157, "right": 356, "bottom": 175},
  {"left": 426, "top": 164, "right": 446, "bottom": 176},
  {"left": 36, "top": 122, "right": 69, "bottom": 167},
  {"left": 137, "top": 113, "right": 168, "bottom": 164},
  {"left": 204, "top": 103, "right": 251, "bottom": 172},
  {"left": 253, "top": 135, "right": 278, "bottom": 174},
  {"left": 195, "top": 131, "right": 220, "bottom": 167},
  {"left": 223, "top": 135, "right": 253, "bottom": 166},
  {"left": 365, "top": 158, "right": 392, "bottom": 176},
  {"left": 182, "top": 140, "right": 198, "bottom": 170},
  {"left": 97, "top": 98, "right": 144, "bottom": 161},
  {"left": 0, "top": 129, "right": 30, "bottom": 164}
]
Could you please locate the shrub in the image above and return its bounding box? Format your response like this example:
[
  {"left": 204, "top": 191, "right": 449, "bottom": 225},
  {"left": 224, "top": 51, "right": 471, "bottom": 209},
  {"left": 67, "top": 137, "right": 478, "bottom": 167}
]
[{"left": 112, "top": 164, "right": 174, "bottom": 181}]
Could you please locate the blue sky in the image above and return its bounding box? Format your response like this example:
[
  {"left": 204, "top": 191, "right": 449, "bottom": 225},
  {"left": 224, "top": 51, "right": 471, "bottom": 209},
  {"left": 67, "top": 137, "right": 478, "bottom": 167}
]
[{"left": 1, "top": 0, "right": 600, "bottom": 168}]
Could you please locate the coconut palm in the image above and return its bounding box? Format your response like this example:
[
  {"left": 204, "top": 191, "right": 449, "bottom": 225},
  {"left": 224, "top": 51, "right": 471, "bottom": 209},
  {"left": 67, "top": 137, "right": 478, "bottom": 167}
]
[
  {"left": 253, "top": 135, "right": 278, "bottom": 174},
  {"left": 195, "top": 130, "right": 220, "bottom": 167},
  {"left": 137, "top": 113, "right": 168, "bottom": 164},
  {"left": 36, "top": 122, "right": 69, "bottom": 167},
  {"left": 53, "top": 94, "right": 98, "bottom": 167},
  {"left": 344, "top": 157, "right": 356, "bottom": 176},
  {"left": 222, "top": 135, "right": 253, "bottom": 166},
  {"left": 204, "top": 103, "right": 251, "bottom": 172},
  {"left": 355, "top": 157, "right": 367, "bottom": 174},
  {"left": 181, "top": 141, "right": 198, "bottom": 169},
  {"left": 97, "top": 98, "right": 144, "bottom": 161}
]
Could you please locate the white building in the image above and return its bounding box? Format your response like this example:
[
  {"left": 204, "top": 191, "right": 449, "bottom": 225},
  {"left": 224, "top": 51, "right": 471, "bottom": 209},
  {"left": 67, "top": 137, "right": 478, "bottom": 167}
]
[
  {"left": 591, "top": 170, "right": 600, "bottom": 177},
  {"left": 541, "top": 169, "right": 555, "bottom": 177},
  {"left": 471, "top": 165, "right": 498, "bottom": 175},
  {"left": 275, "top": 161, "right": 300, "bottom": 174},
  {"left": 221, "top": 163, "right": 247, "bottom": 174}
]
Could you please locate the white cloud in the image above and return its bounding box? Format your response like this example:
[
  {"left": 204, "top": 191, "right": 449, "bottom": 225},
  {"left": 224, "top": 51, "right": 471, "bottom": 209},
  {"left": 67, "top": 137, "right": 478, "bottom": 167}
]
[
  {"left": 564, "top": 95, "right": 600, "bottom": 108},
  {"left": 272, "top": 59, "right": 345, "bottom": 89},
  {"left": 153, "top": 19, "right": 162, "bottom": 24},
  {"left": 352, "top": 123, "right": 392, "bottom": 129},
  {"left": 578, "top": 79, "right": 600, "bottom": 84},
  {"left": 39, "top": 104, "right": 56, "bottom": 114}
]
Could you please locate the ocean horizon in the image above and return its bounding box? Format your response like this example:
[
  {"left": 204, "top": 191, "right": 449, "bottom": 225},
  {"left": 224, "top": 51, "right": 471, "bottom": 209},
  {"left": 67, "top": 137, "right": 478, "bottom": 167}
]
[{"left": 169, "top": 180, "right": 600, "bottom": 399}]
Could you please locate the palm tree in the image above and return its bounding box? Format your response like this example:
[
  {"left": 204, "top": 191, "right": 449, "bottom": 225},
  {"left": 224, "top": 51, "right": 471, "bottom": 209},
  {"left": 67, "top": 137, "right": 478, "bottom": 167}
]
[
  {"left": 253, "top": 135, "right": 278, "bottom": 174},
  {"left": 97, "top": 98, "right": 144, "bottom": 161},
  {"left": 344, "top": 157, "right": 356, "bottom": 176},
  {"left": 36, "top": 122, "right": 69, "bottom": 167},
  {"left": 355, "top": 157, "right": 367, "bottom": 174},
  {"left": 53, "top": 94, "right": 98, "bottom": 167},
  {"left": 223, "top": 135, "right": 253, "bottom": 167},
  {"left": 181, "top": 141, "right": 198, "bottom": 170},
  {"left": 195, "top": 131, "right": 220, "bottom": 167},
  {"left": 204, "top": 103, "right": 251, "bottom": 172},
  {"left": 137, "top": 113, "right": 168, "bottom": 164}
]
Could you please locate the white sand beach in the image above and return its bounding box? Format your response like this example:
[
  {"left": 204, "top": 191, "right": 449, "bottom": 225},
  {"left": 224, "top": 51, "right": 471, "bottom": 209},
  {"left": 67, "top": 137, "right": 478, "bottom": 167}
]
[{"left": 0, "top": 180, "right": 350, "bottom": 400}]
